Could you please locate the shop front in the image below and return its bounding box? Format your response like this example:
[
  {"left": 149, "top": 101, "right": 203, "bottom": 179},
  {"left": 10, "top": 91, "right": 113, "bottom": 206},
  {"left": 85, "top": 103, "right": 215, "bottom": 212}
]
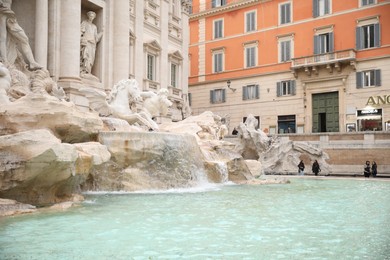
[{"left": 356, "top": 108, "right": 383, "bottom": 131}]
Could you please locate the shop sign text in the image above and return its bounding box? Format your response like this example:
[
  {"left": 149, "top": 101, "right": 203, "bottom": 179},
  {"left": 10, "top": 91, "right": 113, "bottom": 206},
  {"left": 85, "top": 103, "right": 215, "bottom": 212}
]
[{"left": 366, "top": 95, "right": 390, "bottom": 106}]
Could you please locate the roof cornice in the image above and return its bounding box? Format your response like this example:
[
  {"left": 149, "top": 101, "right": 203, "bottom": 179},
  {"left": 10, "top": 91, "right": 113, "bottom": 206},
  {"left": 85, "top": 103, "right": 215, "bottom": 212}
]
[{"left": 190, "top": 0, "right": 270, "bottom": 20}]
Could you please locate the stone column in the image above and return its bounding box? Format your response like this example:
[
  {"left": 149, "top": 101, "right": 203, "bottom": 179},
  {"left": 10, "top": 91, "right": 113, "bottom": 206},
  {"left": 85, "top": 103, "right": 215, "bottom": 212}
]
[
  {"left": 35, "top": 0, "right": 48, "bottom": 68},
  {"left": 57, "top": 0, "right": 86, "bottom": 109},
  {"left": 112, "top": 0, "right": 130, "bottom": 83}
]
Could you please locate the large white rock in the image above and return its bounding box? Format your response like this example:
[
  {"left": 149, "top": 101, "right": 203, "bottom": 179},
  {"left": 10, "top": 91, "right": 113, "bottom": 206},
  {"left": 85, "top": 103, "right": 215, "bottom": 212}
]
[
  {"left": 0, "top": 129, "right": 84, "bottom": 205},
  {"left": 0, "top": 93, "right": 103, "bottom": 143}
]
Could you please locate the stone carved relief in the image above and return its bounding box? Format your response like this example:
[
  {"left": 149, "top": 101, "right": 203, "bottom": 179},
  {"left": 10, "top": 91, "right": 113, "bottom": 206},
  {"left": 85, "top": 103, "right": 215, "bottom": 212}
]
[{"left": 80, "top": 11, "right": 103, "bottom": 81}]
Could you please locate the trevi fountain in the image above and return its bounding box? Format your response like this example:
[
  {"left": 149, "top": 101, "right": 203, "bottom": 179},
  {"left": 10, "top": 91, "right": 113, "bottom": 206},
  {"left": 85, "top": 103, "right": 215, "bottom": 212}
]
[{"left": 0, "top": 3, "right": 389, "bottom": 258}]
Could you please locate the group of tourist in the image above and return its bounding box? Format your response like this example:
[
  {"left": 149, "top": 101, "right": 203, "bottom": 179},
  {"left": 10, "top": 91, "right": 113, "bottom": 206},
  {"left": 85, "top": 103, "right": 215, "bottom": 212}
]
[
  {"left": 297, "top": 160, "right": 321, "bottom": 176},
  {"left": 298, "top": 159, "right": 379, "bottom": 177},
  {"left": 364, "top": 161, "right": 378, "bottom": 178}
]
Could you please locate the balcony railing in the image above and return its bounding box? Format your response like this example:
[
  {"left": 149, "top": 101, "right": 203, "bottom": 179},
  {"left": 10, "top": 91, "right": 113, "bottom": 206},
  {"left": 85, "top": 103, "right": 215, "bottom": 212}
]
[{"left": 291, "top": 49, "right": 356, "bottom": 69}]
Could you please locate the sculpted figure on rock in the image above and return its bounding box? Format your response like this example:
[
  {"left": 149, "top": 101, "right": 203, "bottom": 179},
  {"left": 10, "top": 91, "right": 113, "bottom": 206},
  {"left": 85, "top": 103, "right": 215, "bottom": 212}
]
[
  {"left": 140, "top": 88, "right": 173, "bottom": 118},
  {"left": 81, "top": 79, "right": 160, "bottom": 130}
]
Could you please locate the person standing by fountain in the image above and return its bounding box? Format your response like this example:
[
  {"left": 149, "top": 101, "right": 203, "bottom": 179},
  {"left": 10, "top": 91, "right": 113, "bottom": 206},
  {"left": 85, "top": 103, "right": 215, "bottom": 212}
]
[
  {"left": 298, "top": 160, "right": 305, "bottom": 175},
  {"left": 312, "top": 160, "right": 321, "bottom": 176},
  {"left": 371, "top": 161, "right": 377, "bottom": 177},
  {"left": 364, "top": 161, "right": 371, "bottom": 178}
]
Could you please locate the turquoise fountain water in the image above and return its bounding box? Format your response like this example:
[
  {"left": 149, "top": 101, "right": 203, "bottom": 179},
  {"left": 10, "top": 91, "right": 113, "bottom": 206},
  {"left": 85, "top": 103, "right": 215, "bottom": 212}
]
[{"left": 0, "top": 178, "right": 389, "bottom": 259}]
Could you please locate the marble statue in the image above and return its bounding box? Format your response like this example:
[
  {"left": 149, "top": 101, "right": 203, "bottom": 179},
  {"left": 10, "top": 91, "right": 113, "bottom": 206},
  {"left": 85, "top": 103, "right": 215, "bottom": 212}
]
[
  {"left": 140, "top": 88, "right": 173, "bottom": 118},
  {"left": 80, "top": 11, "right": 103, "bottom": 76},
  {"left": 80, "top": 79, "right": 159, "bottom": 130},
  {"left": 0, "top": 0, "right": 42, "bottom": 70},
  {"left": 0, "top": 61, "right": 11, "bottom": 103}
]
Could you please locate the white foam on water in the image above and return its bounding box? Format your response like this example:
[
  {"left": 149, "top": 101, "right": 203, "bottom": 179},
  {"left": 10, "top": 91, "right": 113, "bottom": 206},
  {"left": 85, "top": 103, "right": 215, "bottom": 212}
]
[{"left": 82, "top": 182, "right": 234, "bottom": 195}]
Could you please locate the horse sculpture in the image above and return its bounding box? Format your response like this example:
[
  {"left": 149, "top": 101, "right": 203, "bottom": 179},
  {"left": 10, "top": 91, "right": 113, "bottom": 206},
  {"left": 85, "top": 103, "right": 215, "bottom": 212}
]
[
  {"left": 140, "top": 88, "right": 173, "bottom": 118},
  {"left": 80, "top": 79, "right": 159, "bottom": 130}
]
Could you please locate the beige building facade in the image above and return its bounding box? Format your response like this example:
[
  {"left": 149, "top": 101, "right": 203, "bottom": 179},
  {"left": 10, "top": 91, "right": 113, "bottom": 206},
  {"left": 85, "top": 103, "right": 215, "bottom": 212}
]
[{"left": 11, "top": 0, "right": 191, "bottom": 121}]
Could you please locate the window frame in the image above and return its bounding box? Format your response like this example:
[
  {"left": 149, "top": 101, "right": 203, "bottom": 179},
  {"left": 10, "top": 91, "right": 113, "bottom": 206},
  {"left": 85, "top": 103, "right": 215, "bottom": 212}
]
[
  {"left": 244, "top": 42, "right": 258, "bottom": 68},
  {"left": 212, "top": 0, "right": 227, "bottom": 8},
  {"left": 242, "top": 84, "right": 260, "bottom": 100},
  {"left": 213, "top": 19, "right": 224, "bottom": 39},
  {"left": 313, "top": 0, "right": 331, "bottom": 18},
  {"left": 280, "top": 39, "right": 292, "bottom": 62},
  {"left": 360, "top": 0, "right": 376, "bottom": 7},
  {"left": 170, "top": 63, "right": 177, "bottom": 87},
  {"left": 147, "top": 54, "right": 156, "bottom": 81},
  {"left": 212, "top": 49, "right": 224, "bottom": 73},
  {"left": 210, "top": 88, "right": 226, "bottom": 104},
  {"left": 356, "top": 69, "right": 381, "bottom": 88},
  {"left": 356, "top": 17, "right": 380, "bottom": 50},
  {"left": 314, "top": 26, "right": 334, "bottom": 55},
  {"left": 245, "top": 10, "right": 257, "bottom": 33},
  {"left": 277, "top": 80, "right": 296, "bottom": 97},
  {"left": 279, "top": 1, "right": 292, "bottom": 25}
]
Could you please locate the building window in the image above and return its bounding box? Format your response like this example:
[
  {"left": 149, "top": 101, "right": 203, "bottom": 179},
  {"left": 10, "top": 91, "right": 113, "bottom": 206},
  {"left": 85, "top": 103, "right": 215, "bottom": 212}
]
[
  {"left": 279, "top": 2, "right": 291, "bottom": 25},
  {"left": 213, "top": 19, "right": 223, "bottom": 39},
  {"left": 144, "top": 40, "right": 161, "bottom": 82},
  {"left": 314, "top": 32, "right": 334, "bottom": 54},
  {"left": 277, "top": 80, "right": 296, "bottom": 96},
  {"left": 356, "top": 23, "right": 380, "bottom": 50},
  {"left": 212, "top": 0, "right": 226, "bottom": 8},
  {"left": 170, "top": 63, "right": 177, "bottom": 87},
  {"left": 313, "top": 0, "right": 330, "bottom": 17},
  {"left": 245, "top": 11, "right": 256, "bottom": 32},
  {"left": 278, "top": 115, "right": 296, "bottom": 133},
  {"left": 361, "top": 0, "right": 376, "bottom": 6},
  {"left": 356, "top": 69, "right": 381, "bottom": 88},
  {"left": 243, "top": 84, "right": 259, "bottom": 100},
  {"left": 212, "top": 50, "right": 224, "bottom": 73},
  {"left": 147, "top": 54, "right": 155, "bottom": 80},
  {"left": 280, "top": 40, "right": 291, "bottom": 62},
  {"left": 245, "top": 44, "right": 257, "bottom": 68},
  {"left": 210, "top": 89, "right": 226, "bottom": 104}
]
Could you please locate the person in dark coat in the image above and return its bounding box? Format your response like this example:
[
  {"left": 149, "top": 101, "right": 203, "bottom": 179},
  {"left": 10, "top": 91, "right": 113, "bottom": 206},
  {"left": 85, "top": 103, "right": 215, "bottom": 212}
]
[
  {"left": 371, "top": 161, "right": 377, "bottom": 177},
  {"left": 298, "top": 160, "right": 305, "bottom": 175},
  {"left": 312, "top": 160, "right": 321, "bottom": 176},
  {"left": 364, "top": 161, "right": 371, "bottom": 178}
]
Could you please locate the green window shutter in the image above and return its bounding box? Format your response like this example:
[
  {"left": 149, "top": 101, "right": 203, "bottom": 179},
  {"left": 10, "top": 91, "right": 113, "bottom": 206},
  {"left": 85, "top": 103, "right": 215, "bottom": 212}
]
[
  {"left": 243, "top": 86, "right": 248, "bottom": 100},
  {"left": 329, "top": 32, "right": 334, "bottom": 52},
  {"left": 277, "top": 82, "right": 281, "bottom": 97},
  {"left": 313, "top": 0, "right": 319, "bottom": 18},
  {"left": 314, "top": 35, "right": 320, "bottom": 54},
  {"left": 210, "top": 90, "right": 214, "bottom": 103},
  {"left": 255, "top": 85, "right": 259, "bottom": 99},
  {"left": 374, "top": 23, "right": 380, "bottom": 47},
  {"left": 356, "top": 72, "right": 363, "bottom": 88},
  {"left": 375, "top": 69, "right": 381, "bottom": 86},
  {"left": 356, "top": 27, "right": 362, "bottom": 50},
  {"left": 222, "top": 89, "right": 226, "bottom": 102}
]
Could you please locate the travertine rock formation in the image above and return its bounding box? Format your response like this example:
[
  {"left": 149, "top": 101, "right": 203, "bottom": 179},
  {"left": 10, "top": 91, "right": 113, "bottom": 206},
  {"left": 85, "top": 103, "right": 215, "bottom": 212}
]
[{"left": 0, "top": 93, "right": 103, "bottom": 143}]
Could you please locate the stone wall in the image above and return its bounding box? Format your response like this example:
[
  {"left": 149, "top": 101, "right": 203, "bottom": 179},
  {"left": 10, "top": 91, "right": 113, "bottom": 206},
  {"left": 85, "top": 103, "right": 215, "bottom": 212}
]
[{"left": 280, "top": 132, "right": 390, "bottom": 175}]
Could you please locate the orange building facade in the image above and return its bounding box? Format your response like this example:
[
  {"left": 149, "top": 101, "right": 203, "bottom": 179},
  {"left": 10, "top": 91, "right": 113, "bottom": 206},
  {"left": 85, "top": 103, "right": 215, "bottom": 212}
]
[{"left": 188, "top": 0, "right": 390, "bottom": 134}]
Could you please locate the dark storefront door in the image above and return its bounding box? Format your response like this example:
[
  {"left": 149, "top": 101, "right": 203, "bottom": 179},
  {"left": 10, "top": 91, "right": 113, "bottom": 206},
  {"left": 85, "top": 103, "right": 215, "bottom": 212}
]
[{"left": 312, "top": 92, "right": 339, "bottom": 133}]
